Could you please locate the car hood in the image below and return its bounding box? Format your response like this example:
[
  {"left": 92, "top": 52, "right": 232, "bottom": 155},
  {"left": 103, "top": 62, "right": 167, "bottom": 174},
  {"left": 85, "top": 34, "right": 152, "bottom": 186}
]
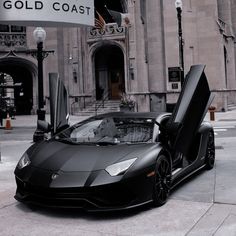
[{"left": 29, "top": 140, "right": 155, "bottom": 172}]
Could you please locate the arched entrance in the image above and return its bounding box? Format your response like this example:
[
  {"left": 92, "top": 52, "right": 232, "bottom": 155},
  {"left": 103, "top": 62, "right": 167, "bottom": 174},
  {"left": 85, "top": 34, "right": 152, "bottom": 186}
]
[
  {"left": 95, "top": 45, "right": 125, "bottom": 100},
  {"left": 0, "top": 54, "right": 36, "bottom": 115}
]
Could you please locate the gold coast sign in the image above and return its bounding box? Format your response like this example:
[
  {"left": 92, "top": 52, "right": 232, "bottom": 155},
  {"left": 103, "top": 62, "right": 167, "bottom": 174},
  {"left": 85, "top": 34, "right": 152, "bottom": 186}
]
[{"left": 0, "top": 0, "right": 94, "bottom": 26}]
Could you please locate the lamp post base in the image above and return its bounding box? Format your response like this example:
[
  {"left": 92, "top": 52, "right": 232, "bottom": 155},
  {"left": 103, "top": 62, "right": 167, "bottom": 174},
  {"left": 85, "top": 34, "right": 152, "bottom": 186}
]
[
  {"left": 33, "top": 129, "right": 45, "bottom": 142},
  {"left": 33, "top": 109, "right": 46, "bottom": 142}
]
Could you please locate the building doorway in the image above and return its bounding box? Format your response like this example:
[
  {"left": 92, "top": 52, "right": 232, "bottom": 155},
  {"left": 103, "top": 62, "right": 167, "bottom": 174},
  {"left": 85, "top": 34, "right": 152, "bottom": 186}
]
[
  {"left": 95, "top": 45, "right": 125, "bottom": 100},
  {"left": 0, "top": 57, "right": 35, "bottom": 115}
]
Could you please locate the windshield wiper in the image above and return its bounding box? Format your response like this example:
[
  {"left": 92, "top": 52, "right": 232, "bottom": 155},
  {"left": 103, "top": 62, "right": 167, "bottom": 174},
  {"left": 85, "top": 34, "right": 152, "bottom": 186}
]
[
  {"left": 55, "top": 138, "right": 77, "bottom": 144},
  {"left": 96, "top": 141, "right": 119, "bottom": 146},
  {"left": 56, "top": 139, "right": 98, "bottom": 145}
]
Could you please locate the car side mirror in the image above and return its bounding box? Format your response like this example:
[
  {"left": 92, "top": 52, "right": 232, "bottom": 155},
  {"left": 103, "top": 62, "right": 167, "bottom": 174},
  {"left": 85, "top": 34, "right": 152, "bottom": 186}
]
[{"left": 37, "top": 120, "right": 51, "bottom": 133}]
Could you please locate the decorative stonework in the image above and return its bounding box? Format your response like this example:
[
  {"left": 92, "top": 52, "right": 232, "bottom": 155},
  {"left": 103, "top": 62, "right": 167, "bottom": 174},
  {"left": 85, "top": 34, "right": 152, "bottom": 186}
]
[
  {"left": 0, "top": 33, "right": 27, "bottom": 47},
  {"left": 217, "top": 18, "right": 226, "bottom": 33},
  {"left": 87, "top": 23, "right": 126, "bottom": 43}
]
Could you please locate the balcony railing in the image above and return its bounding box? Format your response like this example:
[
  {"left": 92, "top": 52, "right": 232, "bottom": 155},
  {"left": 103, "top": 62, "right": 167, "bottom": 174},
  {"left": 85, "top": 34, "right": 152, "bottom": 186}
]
[
  {"left": 0, "top": 33, "right": 27, "bottom": 48},
  {"left": 87, "top": 23, "right": 126, "bottom": 42}
]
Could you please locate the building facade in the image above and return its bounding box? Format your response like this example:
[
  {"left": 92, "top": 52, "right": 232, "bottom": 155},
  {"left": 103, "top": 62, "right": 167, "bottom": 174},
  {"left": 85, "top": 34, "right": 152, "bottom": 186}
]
[{"left": 0, "top": 0, "right": 236, "bottom": 115}]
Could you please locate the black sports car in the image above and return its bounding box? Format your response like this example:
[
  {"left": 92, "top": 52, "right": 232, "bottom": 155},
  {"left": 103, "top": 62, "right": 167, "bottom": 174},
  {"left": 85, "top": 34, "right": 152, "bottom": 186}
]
[{"left": 14, "top": 65, "right": 215, "bottom": 211}]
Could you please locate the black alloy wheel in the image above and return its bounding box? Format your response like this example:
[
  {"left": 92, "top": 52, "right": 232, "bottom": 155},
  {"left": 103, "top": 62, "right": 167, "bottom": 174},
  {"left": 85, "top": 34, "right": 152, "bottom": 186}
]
[
  {"left": 153, "top": 155, "right": 172, "bottom": 207},
  {"left": 205, "top": 131, "right": 215, "bottom": 170}
]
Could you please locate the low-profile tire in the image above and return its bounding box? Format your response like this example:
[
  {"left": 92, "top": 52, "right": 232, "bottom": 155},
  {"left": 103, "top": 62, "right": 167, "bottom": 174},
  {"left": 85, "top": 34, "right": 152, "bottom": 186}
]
[
  {"left": 153, "top": 154, "right": 171, "bottom": 207},
  {"left": 205, "top": 131, "right": 215, "bottom": 170}
]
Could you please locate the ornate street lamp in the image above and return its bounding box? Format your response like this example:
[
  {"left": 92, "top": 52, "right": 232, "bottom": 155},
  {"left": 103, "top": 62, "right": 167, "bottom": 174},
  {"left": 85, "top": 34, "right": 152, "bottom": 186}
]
[
  {"left": 175, "top": 0, "right": 184, "bottom": 86},
  {"left": 33, "top": 27, "right": 47, "bottom": 142}
]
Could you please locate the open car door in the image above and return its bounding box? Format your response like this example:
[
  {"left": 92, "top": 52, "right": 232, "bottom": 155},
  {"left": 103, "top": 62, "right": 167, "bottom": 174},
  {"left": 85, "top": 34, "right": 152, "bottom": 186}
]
[
  {"left": 167, "top": 65, "right": 214, "bottom": 157},
  {"left": 49, "top": 73, "right": 69, "bottom": 135}
]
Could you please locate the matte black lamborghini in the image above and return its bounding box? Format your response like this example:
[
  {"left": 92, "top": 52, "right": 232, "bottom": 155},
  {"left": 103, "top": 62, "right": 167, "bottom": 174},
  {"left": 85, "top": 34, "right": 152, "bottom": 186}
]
[{"left": 14, "top": 65, "right": 215, "bottom": 211}]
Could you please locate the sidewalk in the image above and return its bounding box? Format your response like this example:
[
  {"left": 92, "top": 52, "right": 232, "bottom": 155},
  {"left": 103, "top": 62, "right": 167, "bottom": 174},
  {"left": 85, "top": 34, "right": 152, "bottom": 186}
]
[
  {"left": 6, "top": 108, "right": 236, "bottom": 128},
  {"left": 8, "top": 114, "right": 91, "bottom": 128},
  {"left": 205, "top": 108, "right": 236, "bottom": 127}
]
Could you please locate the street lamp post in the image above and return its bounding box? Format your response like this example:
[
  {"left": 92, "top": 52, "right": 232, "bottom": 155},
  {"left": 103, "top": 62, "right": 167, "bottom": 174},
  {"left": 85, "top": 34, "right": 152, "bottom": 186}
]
[
  {"left": 175, "top": 0, "right": 184, "bottom": 86},
  {"left": 33, "top": 27, "right": 47, "bottom": 142}
]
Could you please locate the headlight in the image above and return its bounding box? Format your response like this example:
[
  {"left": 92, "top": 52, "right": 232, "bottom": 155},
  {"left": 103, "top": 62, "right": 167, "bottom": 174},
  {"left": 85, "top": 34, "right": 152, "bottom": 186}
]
[
  {"left": 17, "top": 153, "right": 31, "bottom": 169},
  {"left": 105, "top": 158, "right": 137, "bottom": 176}
]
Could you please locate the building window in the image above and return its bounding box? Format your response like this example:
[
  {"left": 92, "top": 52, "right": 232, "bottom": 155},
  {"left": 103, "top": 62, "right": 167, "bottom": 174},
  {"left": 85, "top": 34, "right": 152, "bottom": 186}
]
[
  {"left": 0, "top": 24, "right": 26, "bottom": 48},
  {"left": 11, "top": 25, "right": 26, "bottom": 33},
  {"left": 0, "top": 24, "right": 26, "bottom": 33},
  {"left": 140, "top": 0, "right": 146, "bottom": 24},
  {"left": 0, "top": 24, "right": 10, "bottom": 32},
  {"left": 95, "top": 0, "right": 124, "bottom": 23}
]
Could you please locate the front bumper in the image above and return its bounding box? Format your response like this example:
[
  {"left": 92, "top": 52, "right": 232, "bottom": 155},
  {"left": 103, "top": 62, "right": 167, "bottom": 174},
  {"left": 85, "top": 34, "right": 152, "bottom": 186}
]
[{"left": 14, "top": 168, "right": 154, "bottom": 211}]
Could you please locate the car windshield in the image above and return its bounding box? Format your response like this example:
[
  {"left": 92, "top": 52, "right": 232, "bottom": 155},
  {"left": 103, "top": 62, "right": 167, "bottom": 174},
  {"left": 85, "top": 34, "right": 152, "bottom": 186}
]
[{"left": 55, "top": 117, "right": 154, "bottom": 144}]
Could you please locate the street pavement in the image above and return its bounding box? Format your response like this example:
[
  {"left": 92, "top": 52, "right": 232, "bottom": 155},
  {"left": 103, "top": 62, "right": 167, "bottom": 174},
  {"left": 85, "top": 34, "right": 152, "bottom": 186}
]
[{"left": 0, "top": 110, "right": 236, "bottom": 235}]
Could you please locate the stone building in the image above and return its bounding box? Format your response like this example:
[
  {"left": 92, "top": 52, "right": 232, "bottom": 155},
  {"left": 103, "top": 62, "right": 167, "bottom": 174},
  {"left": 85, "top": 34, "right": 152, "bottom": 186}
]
[{"left": 0, "top": 0, "right": 235, "bottom": 115}]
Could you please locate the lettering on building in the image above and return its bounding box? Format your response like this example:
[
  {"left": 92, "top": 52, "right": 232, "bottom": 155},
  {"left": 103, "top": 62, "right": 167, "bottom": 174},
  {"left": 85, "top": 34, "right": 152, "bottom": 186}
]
[
  {"left": 1, "top": 1, "right": 91, "bottom": 16},
  {"left": 0, "top": 0, "right": 94, "bottom": 26}
]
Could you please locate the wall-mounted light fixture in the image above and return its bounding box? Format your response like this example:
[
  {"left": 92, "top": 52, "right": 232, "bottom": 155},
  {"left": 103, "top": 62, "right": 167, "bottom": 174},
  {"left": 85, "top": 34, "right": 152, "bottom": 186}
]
[{"left": 73, "top": 69, "right": 77, "bottom": 83}]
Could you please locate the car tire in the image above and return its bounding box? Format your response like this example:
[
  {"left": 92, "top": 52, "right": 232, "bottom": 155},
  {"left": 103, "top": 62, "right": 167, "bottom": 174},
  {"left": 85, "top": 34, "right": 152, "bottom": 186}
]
[
  {"left": 205, "top": 131, "right": 215, "bottom": 170},
  {"left": 153, "top": 154, "right": 172, "bottom": 207}
]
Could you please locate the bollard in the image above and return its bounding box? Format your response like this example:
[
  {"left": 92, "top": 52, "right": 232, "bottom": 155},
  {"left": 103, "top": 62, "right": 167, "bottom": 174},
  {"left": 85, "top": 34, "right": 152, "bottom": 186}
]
[{"left": 209, "top": 106, "right": 216, "bottom": 121}]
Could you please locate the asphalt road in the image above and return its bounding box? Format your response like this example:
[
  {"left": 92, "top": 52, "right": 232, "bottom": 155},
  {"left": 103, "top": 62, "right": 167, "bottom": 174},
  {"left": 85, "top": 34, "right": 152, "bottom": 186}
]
[{"left": 0, "top": 121, "right": 236, "bottom": 235}]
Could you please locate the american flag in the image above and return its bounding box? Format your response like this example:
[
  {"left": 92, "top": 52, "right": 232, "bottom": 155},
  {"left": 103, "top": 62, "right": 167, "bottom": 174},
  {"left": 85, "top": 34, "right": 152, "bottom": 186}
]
[{"left": 95, "top": 11, "right": 106, "bottom": 29}]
